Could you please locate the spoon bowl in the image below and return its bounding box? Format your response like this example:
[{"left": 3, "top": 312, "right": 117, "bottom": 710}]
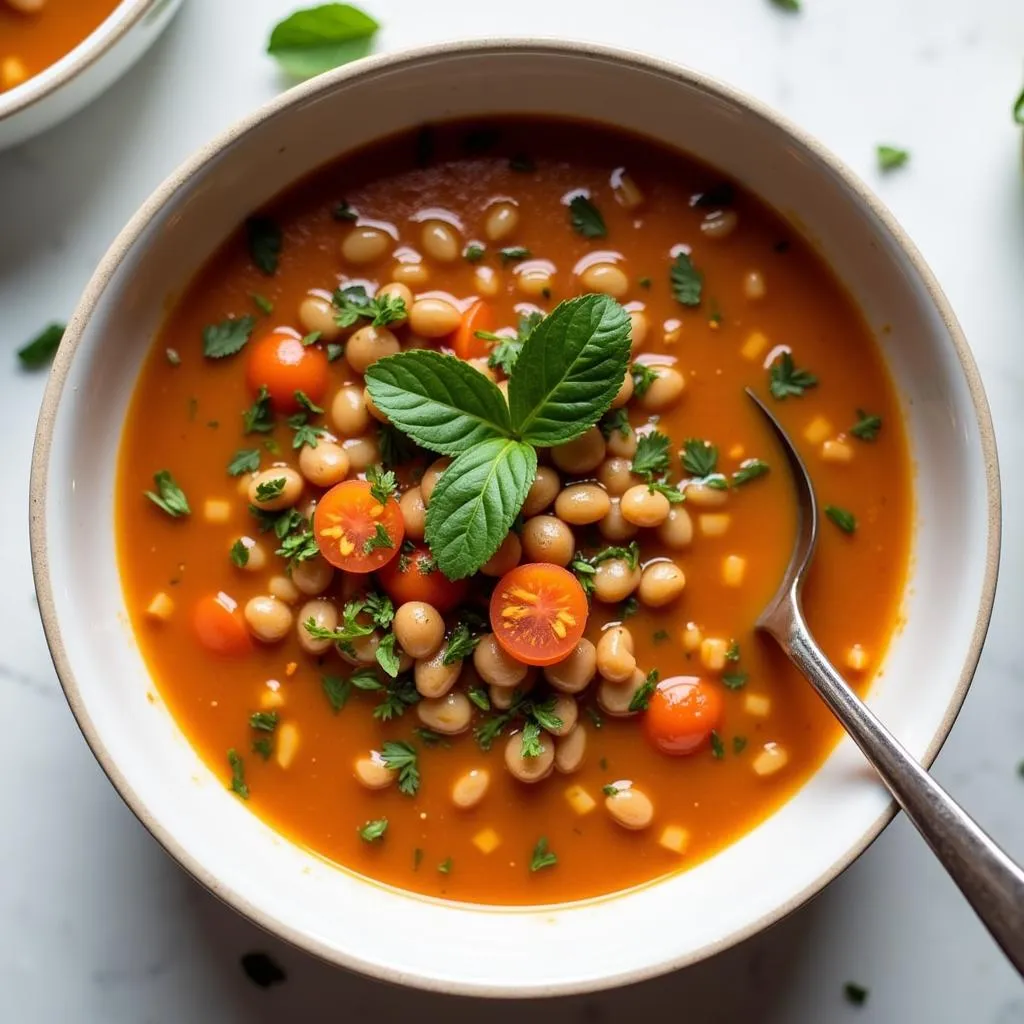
[{"left": 745, "top": 387, "right": 1024, "bottom": 977}]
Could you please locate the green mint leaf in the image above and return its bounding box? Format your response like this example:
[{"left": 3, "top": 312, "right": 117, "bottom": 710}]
[
  {"left": 508, "top": 294, "right": 631, "bottom": 447},
  {"left": 877, "top": 145, "right": 909, "bottom": 171},
  {"left": 670, "top": 251, "right": 703, "bottom": 307},
  {"left": 529, "top": 836, "right": 557, "bottom": 872},
  {"left": 144, "top": 470, "right": 190, "bottom": 518},
  {"left": 732, "top": 459, "right": 769, "bottom": 486},
  {"left": 203, "top": 315, "right": 255, "bottom": 359},
  {"left": 365, "top": 349, "right": 512, "bottom": 456},
  {"left": 424, "top": 438, "right": 537, "bottom": 580},
  {"left": 246, "top": 216, "right": 282, "bottom": 275},
  {"left": 358, "top": 817, "right": 388, "bottom": 842},
  {"left": 267, "top": 3, "right": 380, "bottom": 78},
  {"left": 17, "top": 322, "right": 65, "bottom": 369},
  {"left": 568, "top": 194, "right": 607, "bottom": 239}
]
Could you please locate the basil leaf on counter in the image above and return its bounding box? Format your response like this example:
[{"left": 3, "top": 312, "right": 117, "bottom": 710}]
[{"left": 267, "top": 4, "right": 380, "bottom": 79}]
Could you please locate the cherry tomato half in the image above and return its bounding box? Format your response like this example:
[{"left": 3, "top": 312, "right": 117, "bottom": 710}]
[
  {"left": 376, "top": 543, "right": 469, "bottom": 614},
  {"left": 489, "top": 562, "right": 588, "bottom": 666},
  {"left": 313, "top": 479, "right": 404, "bottom": 573},
  {"left": 453, "top": 300, "right": 495, "bottom": 360},
  {"left": 192, "top": 592, "right": 252, "bottom": 656},
  {"left": 644, "top": 676, "right": 724, "bottom": 755},
  {"left": 246, "top": 326, "right": 329, "bottom": 413}
]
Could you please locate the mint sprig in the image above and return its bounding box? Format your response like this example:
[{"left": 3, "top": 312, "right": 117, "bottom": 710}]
[{"left": 366, "top": 294, "right": 631, "bottom": 579}]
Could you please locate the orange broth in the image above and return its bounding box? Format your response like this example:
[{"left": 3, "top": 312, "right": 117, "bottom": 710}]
[
  {"left": 116, "top": 118, "right": 912, "bottom": 904},
  {"left": 0, "top": 0, "right": 121, "bottom": 90}
]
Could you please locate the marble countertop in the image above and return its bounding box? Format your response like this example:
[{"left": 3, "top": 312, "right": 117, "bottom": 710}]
[{"left": 2, "top": 0, "right": 1023, "bottom": 1019}]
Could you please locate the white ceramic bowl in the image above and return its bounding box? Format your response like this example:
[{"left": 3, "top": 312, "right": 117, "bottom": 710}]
[
  {"left": 0, "top": 0, "right": 182, "bottom": 151},
  {"left": 30, "top": 41, "right": 1000, "bottom": 996}
]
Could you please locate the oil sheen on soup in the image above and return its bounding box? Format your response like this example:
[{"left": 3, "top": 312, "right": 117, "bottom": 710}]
[{"left": 116, "top": 118, "right": 912, "bottom": 905}]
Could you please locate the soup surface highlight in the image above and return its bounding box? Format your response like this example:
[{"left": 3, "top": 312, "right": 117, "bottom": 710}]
[
  {"left": 116, "top": 118, "right": 912, "bottom": 905},
  {"left": 0, "top": 0, "right": 120, "bottom": 93}
]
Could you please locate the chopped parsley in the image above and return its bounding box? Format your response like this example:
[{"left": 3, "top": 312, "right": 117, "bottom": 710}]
[
  {"left": 438, "top": 857, "right": 453, "bottom": 874},
  {"left": 246, "top": 216, "right": 282, "bottom": 275},
  {"left": 681, "top": 438, "right": 718, "bottom": 478},
  {"left": 372, "top": 675, "right": 420, "bottom": 720},
  {"left": 254, "top": 477, "right": 286, "bottom": 502},
  {"left": 653, "top": 629, "right": 669, "bottom": 643},
  {"left": 825, "top": 505, "right": 857, "bottom": 534},
  {"left": 529, "top": 837, "right": 557, "bottom": 872},
  {"left": 850, "top": 410, "right": 882, "bottom": 441},
  {"left": 621, "top": 596, "right": 639, "bottom": 619},
  {"left": 227, "top": 749, "right": 248, "bottom": 799},
  {"left": 333, "top": 284, "right": 407, "bottom": 328},
  {"left": 252, "top": 737, "right": 273, "bottom": 760},
  {"left": 498, "top": 246, "right": 531, "bottom": 265},
  {"left": 586, "top": 707, "right": 604, "bottom": 730},
  {"left": 463, "top": 242, "right": 486, "bottom": 263},
  {"left": 486, "top": 311, "right": 543, "bottom": 376},
  {"left": 726, "top": 640, "right": 741, "bottom": 662},
  {"left": 358, "top": 818, "right": 388, "bottom": 842},
  {"left": 444, "top": 619, "right": 483, "bottom": 664},
  {"left": 367, "top": 464, "right": 397, "bottom": 504},
  {"left": 722, "top": 671, "right": 748, "bottom": 690},
  {"left": 732, "top": 459, "right": 769, "bottom": 486},
  {"left": 229, "top": 539, "right": 250, "bottom": 568},
  {"left": 843, "top": 983, "right": 869, "bottom": 1006},
  {"left": 631, "top": 361, "right": 658, "bottom": 397},
  {"left": 242, "top": 386, "right": 275, "bottom": 434},
  {"left": 380, "top": 740, "right": 420, "bottom": 796},
  {"left": 249, "top": 711, "right": 278, "bottom": 732},
  {"left": 632, "top": 431, "right": 672, "bottom": 477},
  {"left": 144, "top": 471, "right": 190, "bottom": 518},
  {"left": 363, "top": 522, "right": 395, "bottom": 555},
  {"left": 467, "top": 685, "right": 490, "bottom": 711},
  {"left": 710, "top": 730, "right": 725, "bottom": 759},
  {"left": 519, "top": 719, "right": 544, "bottom": 759},
  {"left": 732, "top": 736, "right": 748, "bottom": 754},
  {"left": 600, "top": 408, "right": 631, "bottom": 440},
  {"left": 227, "top": 448, "right": 261, "bottom": 476},
  {"left": 568, "top": 194, "right": 607, "bottom": 239},
  {"left": 326, "top": 342, "right": 343, "bottom": 362},
  {"left": 251, "top": 293, "right": 274, "bottom": 315},
  {"left": 202, "top": 315, "right": 256, "bottom": 359},
  {"left": 628, "top": 669, "right": 659, "bottom": 712},
  {"left": 509, "top": 154, "right": 535, "bottom": 173},
  {"left": 332, "top": 199, "right": 358, "bottom": 222},
  {"left": 769, "top": 352, "right": 818, "bottom": 399},
  {"left": 670, "top": 250, "right": 703, "bottom": 307},
  {"left": 571, "top": 542, "right": 641, "bottom": 594},
  {"left": 165, "top": 348, "right": 181, "bottom": 366}
]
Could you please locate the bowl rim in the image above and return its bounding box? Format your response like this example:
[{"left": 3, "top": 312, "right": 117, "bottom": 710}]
[
  {"left": 0, "top": 0, "right": 160, "bottom": 124},
  {"left": 29, "top": 37, "right": 1002, "bottom": 997}
]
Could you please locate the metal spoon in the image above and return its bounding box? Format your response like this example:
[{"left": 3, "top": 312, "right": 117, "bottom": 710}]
[{"left": 746, "top": 387, "right": 1024, "bottom": 975}]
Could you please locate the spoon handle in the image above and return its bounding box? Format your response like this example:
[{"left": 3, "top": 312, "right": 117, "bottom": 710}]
[{"left": 773, "top": 602, "right": 1024, "bottom": 976}]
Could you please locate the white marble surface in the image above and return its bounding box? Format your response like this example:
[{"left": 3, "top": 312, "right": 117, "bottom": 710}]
[{"left": 1, "top": 0, "right": 1023, "bottom": 1019}]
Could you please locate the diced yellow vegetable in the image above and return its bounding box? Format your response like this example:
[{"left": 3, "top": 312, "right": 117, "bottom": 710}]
[
  {"left": 845, "top": 644, "right": 870, "bottom": 672},
  {"left": 564, "top": 785, "right": 597, "bottom": 816},
  {"left": 658, "top": 825, "right": 689, "bottom": 854},
  {"left": 741, "top": 330, "right": 769, "bottom": 361},
  {"left": 472, "top": 827, "right": 501, "bottom": 853},
  {"left": 145, "top": 592, "right": 174, "bottom": 621},
  {"left": 275, "top": 722, "right": 300, "bottom": 769},
  {"left": 803, "top": 416, "right": 833, "bottom": 446},
  {"left": 700, "top": 637, "right": 729, "bottom": 672},
  {"left": 722, "top": 554, "right": 746, "bottom": 587},
  {"left": 822, "top": 439, "right": 854, "bottom": 464},
  {"left": 204, "top": 498, "right": 232, "bottom": 524},
  {"left": 699, "top": 513, "right": 731, "bottom": 537},
  {"left": 752, "top": 742, "right": 789, "bottom": 777},
  {"left": 744, "top": 693, "right": 771, "bottom": 717}
]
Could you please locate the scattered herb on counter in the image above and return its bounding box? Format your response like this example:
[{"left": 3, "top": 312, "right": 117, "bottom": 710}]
[
  {"left": 17, "top": 322, "right": 65, "bottom": 369},
  {"left": 876, "top": 145, "right": 909, "bottom": 172},
  {"left": 843, "top": 982, "right": 869, "bottom": 1006},
  {"left": 267, "top": 3, "right": 380, "bottom": 78},
  {"left": 240, "top": 952, "right": 287, "bottom": 988}
]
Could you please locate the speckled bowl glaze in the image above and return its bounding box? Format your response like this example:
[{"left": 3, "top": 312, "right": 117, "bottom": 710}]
[
  {"left": 29, "top": 41, "right": 1000, "bottom": 996},
  {"left": 0, "top": 0, "right": 182, "bottom": 151}
]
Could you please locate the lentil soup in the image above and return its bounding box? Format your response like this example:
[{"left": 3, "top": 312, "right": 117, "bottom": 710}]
[
  {"left": 116, "top": 118, "right": 912, "bottom": 905},
  {"left": 0, "top": 0, "right": 121, "bottom": 93}
]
